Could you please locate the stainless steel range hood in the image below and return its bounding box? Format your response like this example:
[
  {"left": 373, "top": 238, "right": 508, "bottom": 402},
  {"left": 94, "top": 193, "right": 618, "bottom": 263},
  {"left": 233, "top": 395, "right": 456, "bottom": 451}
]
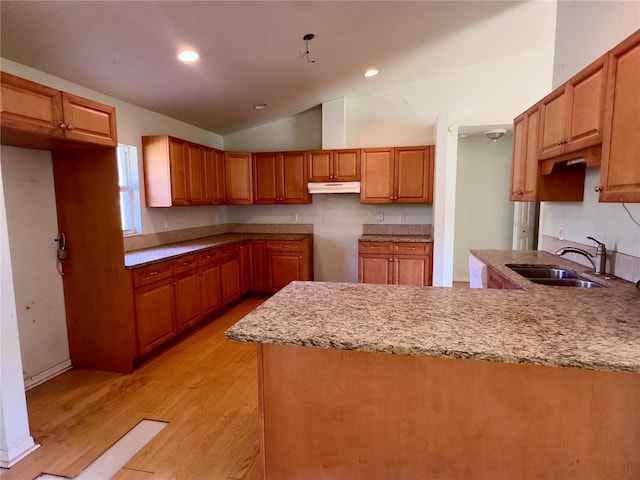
[{"left": 308, "top": 181, "right": 361, "bottom": 194}]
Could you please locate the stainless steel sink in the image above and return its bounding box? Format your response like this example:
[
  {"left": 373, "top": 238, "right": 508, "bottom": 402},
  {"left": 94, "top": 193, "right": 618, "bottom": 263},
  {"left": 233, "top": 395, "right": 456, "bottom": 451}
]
[
  {"left": 505, "top": 264, "right": 606, "bottom": 288},
  {"left": 528, "top": 278, "right": 605, "bottom": 288}
]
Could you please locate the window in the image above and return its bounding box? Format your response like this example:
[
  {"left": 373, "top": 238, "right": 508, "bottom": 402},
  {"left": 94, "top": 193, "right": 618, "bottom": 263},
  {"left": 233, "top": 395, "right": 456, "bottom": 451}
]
[{"left": 117, "top": 144, "right": 142, "bottom": 236}]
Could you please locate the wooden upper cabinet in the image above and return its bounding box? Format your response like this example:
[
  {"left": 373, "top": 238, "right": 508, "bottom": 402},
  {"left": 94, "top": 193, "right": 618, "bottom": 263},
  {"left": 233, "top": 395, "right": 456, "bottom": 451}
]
[
  {"left": 60, "top": 92, "right": 117, "bottom": 147},
  {"left": 360, "top": 148, "right": 395, "bottom": 203},
  {"left": 395, "top": 146, "right": 433, "bottom": 203},
  {"left": 599, "top": 29, "right": 640, "bottom": 202},
  {"left": 308, "top": 149, "right": 360, "bottom": 182},
  {"left": 1, "top": 72, "right": 117, "bottom": 148},
  {"left": 539, "top": 54, "right": 608, "bottom": 161},
  {"left": 143, "top": 135, "right": 213, "bottom": 207},
  {"left": 253, "top": 151, "right": 310, "bottom": 204},
  {"left": 203, "top": 147, "right": 225, "bottom": 205},
  {"left": 361, "top": 146, "right": 433, "bottom": 204},
  {"left": 511, "top": 106, "right": 540, "bottom": 201},
  {"left": 510, "top": 105, "right": 585, "bottom": 202},
  {"left": 184, "top": 142, "right": 206, "bottom": 205},
  {"left": 225, "top": 151, "right": 253, "bottom": 204}
]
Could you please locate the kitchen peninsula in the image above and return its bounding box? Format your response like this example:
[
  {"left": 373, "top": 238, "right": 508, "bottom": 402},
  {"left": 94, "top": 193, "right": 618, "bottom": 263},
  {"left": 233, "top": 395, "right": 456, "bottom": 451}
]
[{"left": 226, "top": 250, "right": 640, "bottom": 480}]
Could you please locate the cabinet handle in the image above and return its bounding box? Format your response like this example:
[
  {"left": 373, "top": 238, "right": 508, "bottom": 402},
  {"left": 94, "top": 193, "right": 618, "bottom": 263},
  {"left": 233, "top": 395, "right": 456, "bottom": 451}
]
[
  {"left": 595, "top": 186, "right": 603, "bottom": 193},
  {"left": 279, "top": 245, "right": 290, "bottom": 248},
  {"left": 172, "top": 282, "right": 177, "bottom": 286},
  {"left": 299, "top": 256, "right": 303, "bottom": 259},
  {"left": 59, "top": 123, "right": 67, "bottom": 129},
  {"left": 66, "top": 124, "right": 74, "bottom": 130},
  {"left": 403, "top": 247, "right": 417, "bottom": 251},
  {"left": 148, "top": 271, "right": 159, "bottom": 276},
  {"left": 204, "top": 255, "right": 212, "bottom": 259}
]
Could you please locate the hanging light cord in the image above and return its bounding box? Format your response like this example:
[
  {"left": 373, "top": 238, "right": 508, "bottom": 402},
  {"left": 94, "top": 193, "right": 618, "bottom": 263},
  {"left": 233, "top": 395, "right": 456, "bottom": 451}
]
[
  {"left": 301, "top": 33, "right": 316, "bottom": 63},
  {"left": 622, "top": 203, "right": 640, "bottom": 228}
]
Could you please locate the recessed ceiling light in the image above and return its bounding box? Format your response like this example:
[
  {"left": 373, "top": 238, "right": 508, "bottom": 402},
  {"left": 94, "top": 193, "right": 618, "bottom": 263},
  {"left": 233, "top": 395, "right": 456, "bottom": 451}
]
[
  {"left": 178, "top": 49, "right": 199, "bottom": 62},
  {"left": 253, "top": 103, "right": 267, "bottom": 110},
  {"left": 363, "top": 69, "right": 379, "bottom": 78}
]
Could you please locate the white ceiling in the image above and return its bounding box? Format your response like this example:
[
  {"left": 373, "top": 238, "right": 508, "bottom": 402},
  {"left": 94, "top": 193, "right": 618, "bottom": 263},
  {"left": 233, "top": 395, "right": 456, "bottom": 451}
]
[{"left": 0, "top": 1, "right": 556, "bottom": 136}]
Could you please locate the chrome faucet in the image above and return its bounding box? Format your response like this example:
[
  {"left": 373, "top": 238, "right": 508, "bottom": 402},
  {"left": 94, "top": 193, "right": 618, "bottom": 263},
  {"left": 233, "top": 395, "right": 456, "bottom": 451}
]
[{"left": 556, "top": 236, "right": 607, "bottom": 274}]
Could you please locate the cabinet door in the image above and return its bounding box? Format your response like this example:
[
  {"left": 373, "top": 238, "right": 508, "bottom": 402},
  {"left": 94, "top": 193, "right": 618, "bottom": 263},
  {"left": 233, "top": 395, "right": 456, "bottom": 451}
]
[
  {"left": 168, "top": 138, "right": 189, "bottom": 205},
  {"left": 393, "top": 243, "right": 432, "bottom": 286},
  {"left": 175, "top": 269, "right": 201, "bottom": 332},
  {"left": 539, "top": 88, "right": 568, "bottom": 159},
  {"left": 199, "top": 262, "right": 222, "bottom": 317},
  {"left": 213, "top": 149, "right": 226, "bottom": 204},
  {"left": 253, "top": 152, "right": 279, "bottom": 204},
  {"left": 600, "top": 30, "right": 640, "bottom": 202},
  {"left": 202, "top": 147, "right": 216, "bottom": 205},
  {"left": 358, "top": 255, "right": 393, "bottom": 285},
  {"left": 308, "top": 150, "right": 333, "bottom": 182},
  {"left": 360, "top": 148, "right": 394, "bottom": 203},
  {"left": 185, "top": 142, "right": 206, "bottom": 205},
  {"left": 220, "top": 250, "right": 240, "bottom": 305},
  {"left": 250, "top": 240, "right": 268, "bottom": 292},
  {"left": 510, "top": 107, "right": 540, "bottom": 201},
  {"left": 333, "top": 149, "right": 361, "bottom": 182},
  {"left": 134, "top": 279, "right": 176, "bottom": 356},
  {"left": 0, "top": 71, "right": 64, "bottom": 138},
  {"left": 395, "top": 146, "right": 433, "bottom": 204},
  {"left": 61, "top": 92, "right": 117, "bottom": 147},
  {"left": 238, "top": 242, "right": 250, "bottom": 295},
  {"left": 225, "top": 151, "right": 253, "bottom": 204},
  {"left": 564, "top": 54, "right": 607, "bottom": 153},
  {"left": 281, "top": 151, "right": 310, "bottom": 203},
  {"left": 267, "top": 252, "right": 303, "bottom": 292}
]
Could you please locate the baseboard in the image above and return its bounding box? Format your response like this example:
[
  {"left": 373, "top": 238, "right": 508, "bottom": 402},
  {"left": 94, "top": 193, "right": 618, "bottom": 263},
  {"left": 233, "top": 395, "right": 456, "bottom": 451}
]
[
  {"left": 0, "top": 436, "right": 40, "bottom": 468},
  {"left": 24, "top": 360, "right": 73, "bottom": 391}
]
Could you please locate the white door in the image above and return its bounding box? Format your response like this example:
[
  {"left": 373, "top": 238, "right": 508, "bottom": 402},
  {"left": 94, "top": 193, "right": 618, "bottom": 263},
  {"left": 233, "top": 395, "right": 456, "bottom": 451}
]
[{"left": 512, "top": 201, "right": 537, "bottom": 250}]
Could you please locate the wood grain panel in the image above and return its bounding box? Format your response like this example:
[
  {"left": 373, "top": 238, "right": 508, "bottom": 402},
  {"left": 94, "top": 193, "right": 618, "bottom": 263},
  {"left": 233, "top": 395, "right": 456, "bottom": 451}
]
[
  {"left": 260, "top": 343, "right": 640, "bottom": 480},
  {"left": 52, "top": 148, "right": 135, "bottom": 372}
]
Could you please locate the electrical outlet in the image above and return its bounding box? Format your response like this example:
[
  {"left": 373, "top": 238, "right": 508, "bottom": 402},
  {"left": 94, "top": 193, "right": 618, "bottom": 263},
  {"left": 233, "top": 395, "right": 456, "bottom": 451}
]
[
  {"left": 291, "top": 213, "right": 298, "bottom": 222},
  {"left": 399, "top": 212, "right": 405, "bottom": 222},
  {"left": 559, "top": 226, "right": 564, "bottom": 240},
  {"left": 377, "top": 212, "right": 384, "bottom": 222}
]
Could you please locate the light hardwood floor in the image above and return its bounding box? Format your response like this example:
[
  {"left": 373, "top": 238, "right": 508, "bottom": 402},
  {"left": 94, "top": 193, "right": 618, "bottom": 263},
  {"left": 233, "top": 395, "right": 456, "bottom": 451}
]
[{"left": 2, "top": 297, "right": 265, "bottom": 480}]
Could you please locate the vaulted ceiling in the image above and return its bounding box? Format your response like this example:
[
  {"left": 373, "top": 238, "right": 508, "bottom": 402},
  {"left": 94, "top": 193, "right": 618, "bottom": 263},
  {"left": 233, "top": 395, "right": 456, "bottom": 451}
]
[{"left": 0, "top": 1, "right": 556, "bottom": 135}]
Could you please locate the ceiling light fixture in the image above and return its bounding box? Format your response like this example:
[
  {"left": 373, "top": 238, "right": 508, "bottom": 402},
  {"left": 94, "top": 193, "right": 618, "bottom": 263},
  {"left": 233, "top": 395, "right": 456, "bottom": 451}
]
[
  {"left": 177, "top": 49, "right": 199, "bottom": 62},
  {"left": 484, "top": 128, "right": 506, "bottom": 143},
  {"left": 301, "top": 34, "right": 316, "bottom": 63},
  {"left": 253, "top": 103, "right": 267, "bottom": 110},
  {"left": 364, "top": 68, "right": 379, "bottom": 78}
]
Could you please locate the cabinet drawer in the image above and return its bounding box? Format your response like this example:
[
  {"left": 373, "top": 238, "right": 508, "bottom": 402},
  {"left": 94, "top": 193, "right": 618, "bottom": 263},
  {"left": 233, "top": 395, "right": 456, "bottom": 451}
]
[
  {"left": 358, "top": 242, "right": 393, "bottom": 255},
  {"left": 219, "top": 243, "right": 240, "bottom": 258},
  {"left": 393, "top": 243, "right": 430, "bottom": 255},
  {"left": 266, "top": 240, "right": 303, "bottom": 253},
  {"left": 173, "top": 253, "right": 199, "bottom": 274},
  {"left": 198, "top": 249, "right": 219, "bottom": 265},
  {"left": 132, "top": 261, "right": 173, "bottom": 287}
]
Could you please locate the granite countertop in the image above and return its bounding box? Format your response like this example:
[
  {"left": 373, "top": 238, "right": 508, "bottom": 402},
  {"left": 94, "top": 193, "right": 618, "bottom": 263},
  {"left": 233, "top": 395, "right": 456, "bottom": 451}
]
[
  {"left": 226, "top": 250, "right": 640, "bottom": 374},
  {"left": 125, "top": 233, "right": 312, "bottom": 268},
  {"left": 359, "top": 234, "right": 433, "bottom": 243}
]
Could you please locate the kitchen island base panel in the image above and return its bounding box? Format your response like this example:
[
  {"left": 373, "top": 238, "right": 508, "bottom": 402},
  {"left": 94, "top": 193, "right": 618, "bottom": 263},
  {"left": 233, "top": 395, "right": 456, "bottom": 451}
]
[{"left": 258, "top": 343, "right": 639, "bottom": 480}]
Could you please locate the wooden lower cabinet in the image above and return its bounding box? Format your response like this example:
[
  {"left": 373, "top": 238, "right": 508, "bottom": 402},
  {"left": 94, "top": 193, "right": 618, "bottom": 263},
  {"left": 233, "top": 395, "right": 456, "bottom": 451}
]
[
  {"left": 220, "top": 246, "right": 241, "bottom": 305},
  {"left": 358, "top": 241, "right": 432, "bottom": 286},
  {"left": 266, "top": 239, "right": 313, "bottom": 293},
  {"left": 199, "top": 261, "right": 222, "bottom": 317},
  {"left": 131, "top": 237, "right": 312, "bottom": 358},
  {"left": 134, "top": 277, "right": 177, "bottom": 356},
  {"left": 487, "top": 267, "right": 520, "bottom": 290},
  {"left": 175, "top": 268, "right": 201, "bottom": 332}
]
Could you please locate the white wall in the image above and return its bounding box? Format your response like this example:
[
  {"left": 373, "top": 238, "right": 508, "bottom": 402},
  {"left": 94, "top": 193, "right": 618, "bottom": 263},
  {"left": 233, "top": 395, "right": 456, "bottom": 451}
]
[
  {"left": 539, "top": 2, "right": 640, "bottom": 260},
  {"left": 453, "top": 133, "right": 514, "bottom": 281},
  {"left": 0, "top": 156, "right": 38, "bottom": 467},
  {"left": 223, "top": 107, "right": 322, "bottom": 152},
  {"left": 1, "top": 147, "right": 70, "bottom": 388}
]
